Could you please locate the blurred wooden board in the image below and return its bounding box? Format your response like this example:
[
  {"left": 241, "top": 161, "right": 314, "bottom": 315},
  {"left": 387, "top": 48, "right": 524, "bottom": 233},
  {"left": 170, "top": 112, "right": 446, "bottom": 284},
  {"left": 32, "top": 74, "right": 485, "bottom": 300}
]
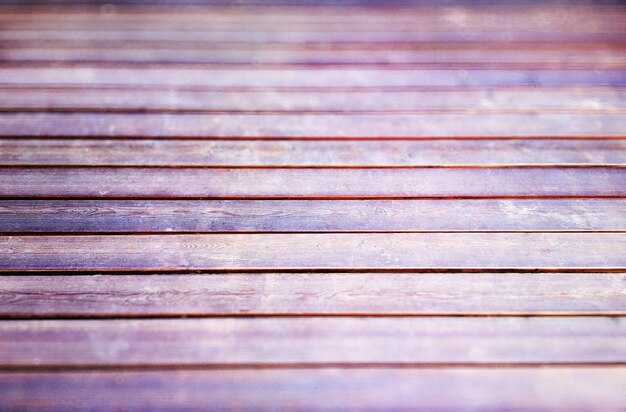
[
  {"left": 3, "top": 368, "right": 626, "bottom": 411},
  {"left": 2, "top": 140, "right": 625, "bottom": 166},
  {"left": 1, "top": 317, "right": 625, "bottom": 366}
]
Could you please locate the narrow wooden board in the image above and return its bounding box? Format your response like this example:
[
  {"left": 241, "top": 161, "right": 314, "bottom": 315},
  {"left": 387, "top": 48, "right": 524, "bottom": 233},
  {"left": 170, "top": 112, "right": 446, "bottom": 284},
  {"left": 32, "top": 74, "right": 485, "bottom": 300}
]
[
  {"left": 1, "top": 233, "right": 624, "bottom": 272},
  {"left": 1, "top": 199, "right": 624, "bottom": 232},
  {"left": 0, "top": 6, "right": 621, "bottom": 28},
  {"left": 1, "top": 273, "right": 624, "bottom": 317},
  {"left": 1, "top": 29, "right": 624, "bottom": 43},
  {"left": 0, "top": 89, "right": 624, "bottom": 112},
  {"left": 1, "top": 317, "right": 625, "bottom": 366},
  {"left": 1, "top": 168, "right": 624, "bottom": 198},
  {"left": 1, "top": 16, "right": 623, "bottom": 31},
  {"left": 2, "top": 140, "right": 625, "bottom": 166},
  {"left": 2, "top": 113, "right": 625, "bottom": 137},
  {"left": 0, "top": 5, "right": 621, "bottom": 22},
  {"left": 3, "top": 48, "right": 625, "bottom": 69},
  {"left": 2, "top": 368, "right": 626, "bottom": 410},
  {"left": 1, "top": 68, "right": 623, "bottom": 87}
]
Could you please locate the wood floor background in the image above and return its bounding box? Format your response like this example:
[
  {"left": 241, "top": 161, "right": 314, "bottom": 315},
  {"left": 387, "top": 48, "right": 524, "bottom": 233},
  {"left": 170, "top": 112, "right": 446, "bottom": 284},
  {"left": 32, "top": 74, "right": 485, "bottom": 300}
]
[{"left": 0, "top": 1, "right": 625, "bottom": 410}]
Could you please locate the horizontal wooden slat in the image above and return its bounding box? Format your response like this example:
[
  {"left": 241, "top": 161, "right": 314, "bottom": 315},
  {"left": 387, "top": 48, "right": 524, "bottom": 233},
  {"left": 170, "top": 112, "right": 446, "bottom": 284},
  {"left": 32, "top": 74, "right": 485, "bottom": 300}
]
[
  {"left": 1, "top": 199, "right": 624, "bottom": 232},
  {"left": 1, "top": 273, "right": 624, "bottom": 317},
  {"left": 0, "top": 5, "right": 621, "bottom": 21},
  {"left": 0, "top": 167, "right": 623, "bottom": 198},
  {"left": 0, "top": 88, "right": 624, "bottom": 112},
  {"left": 1, "top": 140, "right": 624, "bottom": 166},
  {"left": 2, "top": 368, "right": 626, "bottom": 410},
  {"left": 1, "top": 317, "right": 625, "bottom": 366},
  {"left": 1, "top": 30, "right": 624, "bottom": 43},
  {"left": 1, "top": 68, "right": 624, "bottom": 87},
  {"left": 2, "top": 48, "right": 625, "bottom": 69},
  {"left": 1, "top": 233, "right": 624, "bottom": 272},
  {"left": 5, "top": 40, "right": 624, "bottom": 51},
  {"left": 2, "top": 113, "right": 626, "bottom": 137},
  {"left": 0, "top": 6, "right": 621, "bottom": 27}
]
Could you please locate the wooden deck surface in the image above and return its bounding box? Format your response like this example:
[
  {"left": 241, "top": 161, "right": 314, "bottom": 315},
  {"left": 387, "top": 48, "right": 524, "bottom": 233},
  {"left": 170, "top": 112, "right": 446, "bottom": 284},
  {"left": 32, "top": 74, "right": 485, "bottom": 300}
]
[{"left": 0, "top": 1, "right": 625, "bottom": 410}]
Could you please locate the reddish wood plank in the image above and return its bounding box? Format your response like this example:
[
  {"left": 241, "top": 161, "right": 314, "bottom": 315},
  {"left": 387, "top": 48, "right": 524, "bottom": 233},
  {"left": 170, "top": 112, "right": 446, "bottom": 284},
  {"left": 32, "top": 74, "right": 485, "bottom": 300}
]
[
  {"left": 1, "top": 68, "right": 623, "bottom": 88},
  {"left": 0, "top": 5, "right": 621, "bottom": 22},
  {"left": 2, "top": 48, "right": 625, "bottom": 69},
  {"left": 1, "top": 29, "right": 624, "bottom": 43},
  {"left": 1, "top": 273, "right": 624, "bottom": 317},
  {"left": 0, "top": 89, "right": 624, "bottom": 112},
  {"left": 0, "top": 233, "right": 624, "bottom": 272},
  {"left": 1, "top": 199, "right": 624, "bottom": 232},
  {"left": 2, "top": 368, "right": 626, "bottom": 410},
  {"left": 0, "top": 167, "right": 623, "bottom": 198},
  {"left": 1, "top": 113, "right": 624, "bottom": 137},
  {"left": 0, "top": 317, "right": 625, "bottom": 366},
  {"left": 1, "top": 140, "right": 624, "bottom": 166}
]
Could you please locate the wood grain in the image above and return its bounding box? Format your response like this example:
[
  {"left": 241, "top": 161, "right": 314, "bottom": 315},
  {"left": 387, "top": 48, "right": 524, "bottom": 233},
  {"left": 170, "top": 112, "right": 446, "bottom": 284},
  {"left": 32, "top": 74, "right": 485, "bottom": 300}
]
[
  {"left": 0, "top": 88, "right": 624, "bottom": 112},
  {"left": 2, "top": 113, "right": 625, "bottom": 137},
  {"left": 1, "top": 273, "right": 624, "bottom": 317},
  {"left": 2, "top": 29, "right": 624, "bottom": 43},
  {"left": 1, "top": 167, "right": 624, "bottom": 198},
  {"left": 1, "top": 199, "right": 624, "bottom": 232},
  {"left": 1, "top": 317, "right": 625, "bottom": 366},
  {"left": 2, "top": 368, "right": 626, "bottom": 410},
  {"left": 1, "top": 233, "right": 624, "bottom": 272},
  {"left": 3, "top": 48, "right": 625, "bottom": 69},
  {"left": 1, "top": 139, "right": 624, "bottom": 166},
  {"left": 1, "top": 68, "right": 624, "bottom": 88}
]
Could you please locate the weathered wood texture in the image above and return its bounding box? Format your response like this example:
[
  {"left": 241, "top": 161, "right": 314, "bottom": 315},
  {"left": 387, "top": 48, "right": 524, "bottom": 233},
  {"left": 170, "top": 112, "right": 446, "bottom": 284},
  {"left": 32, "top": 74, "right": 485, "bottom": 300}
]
[
  {"left": 1, "top": 233, "right": 624, "bottom": 272},
  {"left": 1, "top": 68, "right": 624, "bottom": 87},
  {"left": 1, "top": 2, "right": 625, "bottom": 409},
  {"left": 0, "top": 88, "right": 624, "bottom": 112},
  {"left": 3, "top": 48, "right": 625, "bottom": 68},
  {"left": 2, "top": 113, "right": 624, "bottom": 137},
  {"left": 1, "top": 273, "right": 624, "bottom": 317},
  {"left": 1, "top": 199, "right": 624, "bottom": 232},
  {"left": 2, "top": 368, "right": 626, "bottom": 411},
  {"left": 2, "top": 139, "right": 625, "bottom": 166},
  {"left": 1, "top": 167, "right": 623, "bottom": 198},
  {"left": 1, "top": 317, "right": 625, "bottom": 366}
]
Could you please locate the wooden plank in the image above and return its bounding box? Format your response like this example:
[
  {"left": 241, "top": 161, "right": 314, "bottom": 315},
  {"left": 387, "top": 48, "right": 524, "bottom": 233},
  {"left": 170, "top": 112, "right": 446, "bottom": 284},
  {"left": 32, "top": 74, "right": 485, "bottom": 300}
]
[
  {"left": 1, "top": 68, "right": 623, "bottom": 88},
  {"left": 4, "top": 40, "right": 624, "bottom": 51},
  {"left": 0, "top": 168, "right": 624, "bottom": 198},
  {"left": 0, "top": 317, "right": 625, "bottom": 366},
  {"left": 1, "top": 199, "right": 624, "bottom": 232},
  {"left": 2, "top": 48, "right": 625, "bottom": 69},
  {"left": 1, "top": 273, "right": 624, "bottom": 317},
  {"left": 0, "top": 5, "right": 621, "bottom": 22},
  {"left": 0, "top": 88, "right": 624, "bottom": 112},
  {"left": 2, "top": 368, "right": 626, "bottom": 410},
  {"left": 1, "top": 28, "right": 623, "bottom": 43},
  {"left": 0, "top": 233, "right": 624, "bottom": 272},
  {"left": 2, "top": 113, "right": 626, "bottom": 137},
  {"left": 0, "top": 6, "right": 621, "bottom": 26},
  {"left": 1, "top": 140, "right": 624, "bottom": 166}
]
